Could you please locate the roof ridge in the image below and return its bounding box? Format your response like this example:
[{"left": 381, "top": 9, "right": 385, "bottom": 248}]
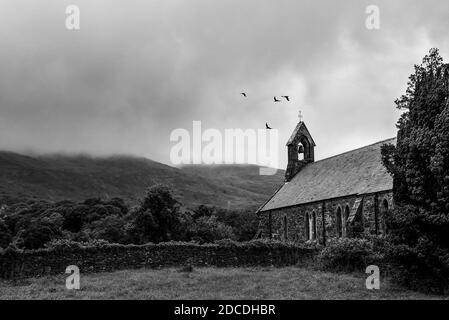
[{"left": 309, "top": 137, "right": 396, "bottom": 166}]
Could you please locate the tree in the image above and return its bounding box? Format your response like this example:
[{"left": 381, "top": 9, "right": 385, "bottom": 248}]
[
  {"left": 190, "top": 215, "right": 235, "bottom": 243},
  {"left": 15, "top": 218, "right": 61, "bottom": 249},
  {"left": 129, "top": 184, "right": 182, "bottom": 243},
  {"left": 62, "top": 206, "right": 86, "bottom": 232},
  {"left": 381, "top": 48, "right": 449, "bottom": 293},
  {"left": 0, "top": 218, "right": 12, "bottom": 248},
  {"left": 215, "top": 208, "right": 258, "bottom": 241},
  {"left": 192, "top": 205, "right": 214, "bottom": 220},
  {"left": 383, "top": 48, "right": 449, "bottom": 210},
  {"left": 88, "top": 215, "right": 128, "bottom": 244}
]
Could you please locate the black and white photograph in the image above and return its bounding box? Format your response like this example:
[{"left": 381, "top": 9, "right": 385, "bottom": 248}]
[{"left": 0, "top": 0, "right": 449, "bottom": 310}]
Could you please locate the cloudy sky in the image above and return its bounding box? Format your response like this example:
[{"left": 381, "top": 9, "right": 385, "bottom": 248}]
[{"left": 0, "top": 0, "right": 448, "bottom": 169}]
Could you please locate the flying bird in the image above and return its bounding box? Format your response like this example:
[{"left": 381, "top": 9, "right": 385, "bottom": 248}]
[
  {"left": 240, "top": 92, "right": 247, "bottom": 97},
  {"left": 265, "top": 122, "right": 272, "bottom": 129},
  {"left": 282, "top": 96, "right": 290, "bottom": 101},
  {"left": 273, "top": 96, "right": 281, "bottom": 102}
]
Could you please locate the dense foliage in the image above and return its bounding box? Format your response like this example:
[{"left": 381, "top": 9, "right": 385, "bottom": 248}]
[
  {"left": 317, "top": 237, "right": 386, "bottom": 272},
  {"left": 0, "top": 184, "right": 258, "bottom": 250},
  {"left": 381, "top": 48, "right": 449, "bottom": 293}
]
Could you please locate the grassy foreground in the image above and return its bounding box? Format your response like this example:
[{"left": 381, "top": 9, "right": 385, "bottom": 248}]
[{"left": 0, "top": 266, "right": 444, "bottom": 300}]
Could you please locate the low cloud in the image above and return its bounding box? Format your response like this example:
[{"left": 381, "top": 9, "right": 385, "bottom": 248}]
[{"left": 0, "top": 0, "right": 448, "bottom": 168}]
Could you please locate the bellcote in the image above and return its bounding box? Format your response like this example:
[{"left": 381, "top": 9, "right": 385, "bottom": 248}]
[{"left": 285, "top": 121, "right": 316, "bottom": 182}]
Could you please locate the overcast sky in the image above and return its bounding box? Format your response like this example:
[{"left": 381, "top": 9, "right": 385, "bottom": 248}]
[{"left": 0, "top": 0, "right": 448, "bottom": 169}]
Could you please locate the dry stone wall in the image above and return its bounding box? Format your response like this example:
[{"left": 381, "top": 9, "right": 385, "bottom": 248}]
[{"left": 0, "top": 241, "right": 317, "bottom": 279}]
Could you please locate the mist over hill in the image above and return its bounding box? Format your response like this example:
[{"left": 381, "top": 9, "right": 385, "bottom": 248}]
[{"left": 0, "top": 151, "right": 284, "bottom": 210}]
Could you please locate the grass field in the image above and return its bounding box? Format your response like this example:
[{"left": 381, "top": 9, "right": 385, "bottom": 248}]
[{"left": 0, "top": 266, "right": 445, "bottom": 300}]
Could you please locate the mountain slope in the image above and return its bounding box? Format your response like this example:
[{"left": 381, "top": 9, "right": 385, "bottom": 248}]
[{"left": 0, "top": 151, "right": 284, "bottom": 209}]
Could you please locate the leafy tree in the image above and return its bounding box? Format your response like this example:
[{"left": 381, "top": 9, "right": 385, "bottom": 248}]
[
  {"left": 87, "top": 215, "right": 128, "bottom": 244},
  {"left": 0, "top": 196, "right": 132, "bottom": 249},
  {"left": 107, "top": 197, "right": 129, "bottom": 215},
  {"left": 192, "top": 205, "right": 214, "bottom": 220},
  {"left": 190, "top": 215, "right": 235, "bottom": 243},
  {"left": 62, "top": 206, "right": 86, "bottom": 232},
  {"left": 14, "top": 218, "right": 61, "bottom": 249},
  {"left": 129, "top": 184, "right": 181, "bottom": 243},
  {"left": 381, "top": 48, "right": 449, "bottom": 293},
  {"left": 215, "top": 208, "right": 258, "bottom": 241}
]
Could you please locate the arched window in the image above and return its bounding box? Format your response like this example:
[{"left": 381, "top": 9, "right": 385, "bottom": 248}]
[
  {"left": 344, "top": 205, "right": 350, "bottom": 237},
  {"left": 336, "top": 207, "right": 342, "bottom": 238},
  {"left": 383, "top": 199, "right": 389, "bottom": 210},
  {"left": 283, "top": 215, "right": 288, "bottom": 241},
  {"left": 381, "top": 199, "right": 389, "bottom": 235},
  {"left": 298, "top": 142, "right": 305, "bottom": 160},
  {"left": 344, "top": 205, "right": 350, "bottom": 221},
  {"left": 304, "top": 212, "right": 310, "bottom": 240},
  {"left": 311, "top": 211, "right": 317, "bottom": 240},
  {"left": 300, "top": 137, "right": 312, "bottom": 162}
]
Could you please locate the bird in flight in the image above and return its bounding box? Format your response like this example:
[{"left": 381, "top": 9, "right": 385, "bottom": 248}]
[
  {"left": 265, "top": 122, "right": 272, "bottom": 129},
  {"left": 273, "top": 96, "right": 281, "bottom": 102},
  {"left": 240, "top": 92, "right": 247, "bottom": 97},
  {"left": 282, "top": 96, "right": 290, "bottom": 101}
]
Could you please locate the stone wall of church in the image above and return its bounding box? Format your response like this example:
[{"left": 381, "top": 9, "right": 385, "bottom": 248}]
[{"left": 257, "top": 191, "right": 393, "bottom": 243}]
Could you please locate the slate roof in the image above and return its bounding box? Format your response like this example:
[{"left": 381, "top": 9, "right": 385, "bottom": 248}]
[{"left": 258, "top": 138, "right": 396, "bottom": 212}]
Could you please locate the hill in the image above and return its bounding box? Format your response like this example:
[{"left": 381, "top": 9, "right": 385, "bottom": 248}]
[{"left": 0, "top": 151, "right": 284, "bottom": 209}]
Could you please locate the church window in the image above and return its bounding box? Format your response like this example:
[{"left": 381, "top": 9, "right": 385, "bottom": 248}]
[
  {"left": 336, "top": 207, "right": 343, "bottom": 237},
  {"left": 311, "top": 211, "right": 317, "bottom": 240},
  {"left": 344, "top": 205, "right": 350, "bottom": 236},
  {"left": 283, "top": 215, "right": 288, "bottom": 241},
  {"left": 381, "top": 199, "right": 389, "bottom": 235},
  {"left": 304, "top": 212, "right": 310, "bottom": 240},
  {"left": 298, "top": 142, "right": 305, "bottom": 160}
]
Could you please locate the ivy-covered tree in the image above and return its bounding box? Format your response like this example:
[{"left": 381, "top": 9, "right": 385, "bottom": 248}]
[{"left": 381, "top": 48, "right": 449, "bottom": 293}]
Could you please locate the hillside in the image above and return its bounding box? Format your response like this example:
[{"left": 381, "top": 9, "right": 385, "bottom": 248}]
[{"left": 0, "top": 151, "right": 284, "bottom": 209}]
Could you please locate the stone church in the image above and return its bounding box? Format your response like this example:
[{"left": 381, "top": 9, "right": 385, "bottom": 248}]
[{"left": 256, "top": 119, "right": 395, "bottom": 243}]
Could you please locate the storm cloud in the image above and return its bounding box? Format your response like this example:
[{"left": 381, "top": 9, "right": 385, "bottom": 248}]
[{"left": 0, "top": 0, "right": 448, "bottom": 168}]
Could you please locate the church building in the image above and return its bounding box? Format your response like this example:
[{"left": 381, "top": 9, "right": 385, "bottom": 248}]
[{"left": 256, "top": 119, "right": 395, "bottom": 243}]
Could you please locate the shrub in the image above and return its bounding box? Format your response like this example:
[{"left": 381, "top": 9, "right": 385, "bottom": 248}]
[
  {"left": 386, "top": 238, "right": 449, "bottom": 294},
  {"left": 317, "top": 238, "right": 382, "bottom": 272},
  {"left": 190, "top": 216, "right": 235, "bottom": 243}
]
